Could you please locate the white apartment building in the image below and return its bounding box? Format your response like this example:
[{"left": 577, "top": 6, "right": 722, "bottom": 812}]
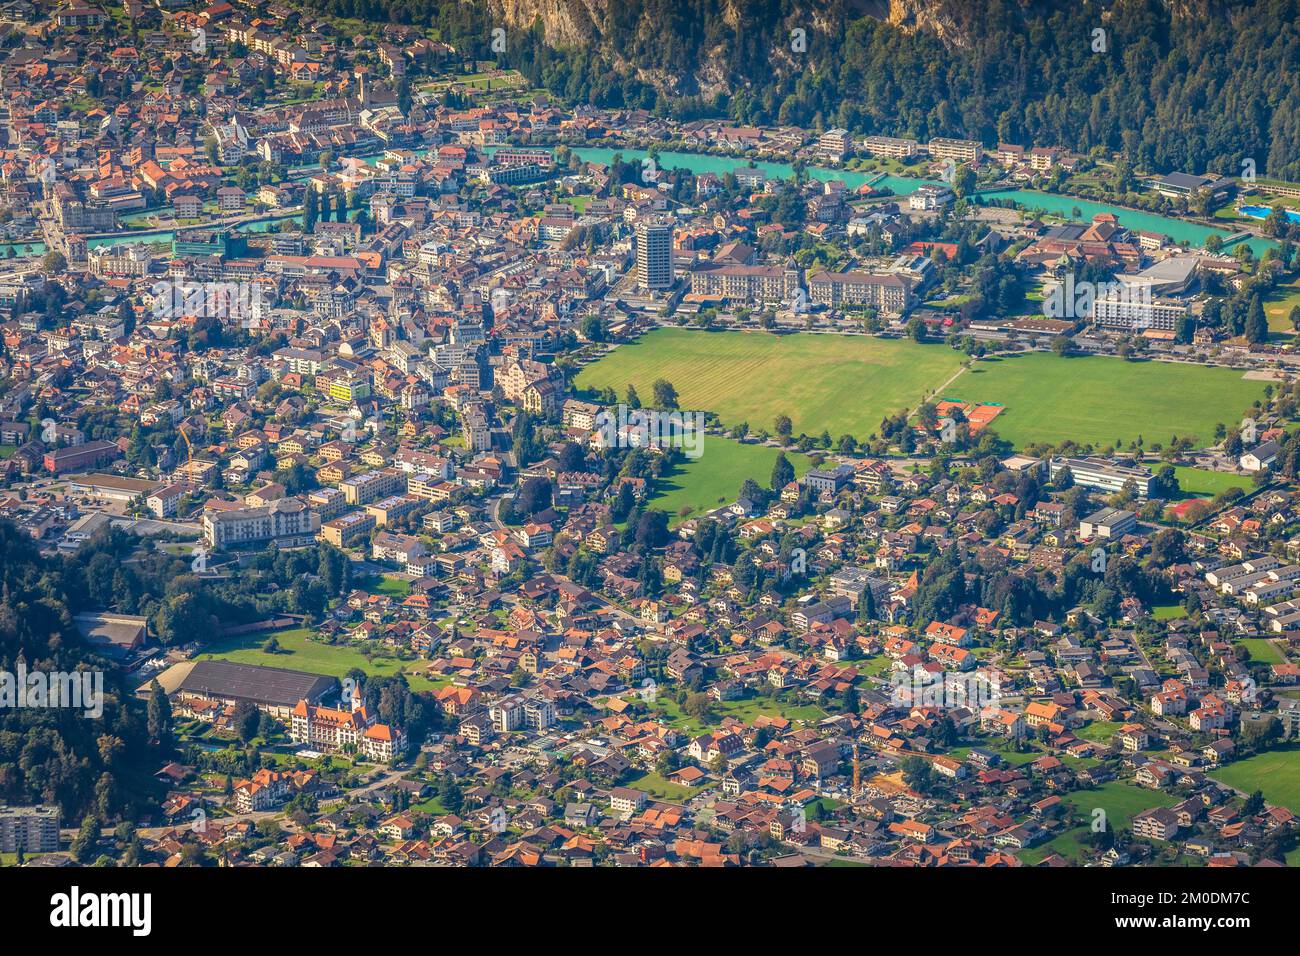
[
  {"left": 928, "top": 137, "right": 984, "bottom": 163},
  {"left": 863, "top": 135, "right": 919, "bottom": 159},
  {"left": 203, "top": 497, "right": 320, "bottom": 549}
]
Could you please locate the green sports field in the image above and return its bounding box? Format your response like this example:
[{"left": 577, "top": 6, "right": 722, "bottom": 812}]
[
  {"left": 953, "top": 354, "right": 1266, "bottom": 449},
  {"left": 647, "top": 435, "right": 810, "bottom": 524},
  {"left": 1172, "top": 467, "right": 1255, "bottom": 499},
  {"left": 575, "top": 328, "right": 964, "bottom": 441}
]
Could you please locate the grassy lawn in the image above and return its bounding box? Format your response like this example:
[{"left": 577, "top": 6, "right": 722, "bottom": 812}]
[
  {"left": 714, "top": 696, "right": 826, "bottom": 726},
  {"left": 649, "top": 692, "right": 825, "bottom": 735},
  {"left": 1263, "top": 278, "right": 1300, "bottom": 335},
  {"left": 948, "top": 743, "right": 1042, "bottom": 766},
  {"left": 575, "top": 328, "right": 965, "bottom": 440},
  {"left": 1211, "top": 746, "right": 1300, "bottom": 813},
  {"left": 412, "top": 795, "right": 449, "bottom": 816},
  {"left": 647, "top": 436, "right": 811, "bottom": 524},
  {"left": 196, "top": 627, "right": 442, "bottom": 692},
  {"left": 624, "top": 769, "right": 705, "bottom": 802},
  {"left": 1237, "top": 638, "right": 1286, "bottom": 665},
  {"left": 1075, "top": 720, "right": 1124, "bottom": 744},
  {"left": 1172, "top": 466, "right": 1254, "bottom": 499},
  {"left": 1020, "top": 782, "right": 1178, "bottom": 864},
  {"left": 805, "top": 796, "right": 843, "bottom": 816},
  {"left": 855, "top": 656, "right": 894, "bottom": 678},
  {"left": 1152, "top": 604, "right": 1188, "bottom": 621},
  {"left": 365, "top": 574, "right": 411, "bottom": 599},
  {"left": 955, "top": 353, "right": 1266, "bottom": 449}
]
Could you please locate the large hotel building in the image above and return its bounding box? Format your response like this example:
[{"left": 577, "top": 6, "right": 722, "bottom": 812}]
[
  {"left": 290, "top": 686, "right": 407, "bottom": 762},
  {"left": 0, "top": 805, "right": 60, "bottom": 852},
  {"left": 689, "top": 261, "right": 803, "bottom": 304},
  {"left": 806, "top": 270, "right": 916, "bottom": 316},
  {"left": 1091, "top": 292, "right": 1189, "bottom": 334},
  {"left": 203, "top": 497, "right": 320, "bottom": 549}
]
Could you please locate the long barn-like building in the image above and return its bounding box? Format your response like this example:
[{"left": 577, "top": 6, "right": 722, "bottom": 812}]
[{"left": 176, "top": 659, "right": 336, "bottom": 719}]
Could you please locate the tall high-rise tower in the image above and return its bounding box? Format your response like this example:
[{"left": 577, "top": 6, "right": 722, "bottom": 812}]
[{"left": 636, "top": 219, "right": 674, "bottom": 291}]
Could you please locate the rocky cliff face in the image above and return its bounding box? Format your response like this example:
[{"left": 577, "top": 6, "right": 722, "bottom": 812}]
[
  {"left": 481, "top": 0, "right": 1185, "bottom": 92},
  {"left": 884, "top": 0, "right": 969, "bottom": 47},
  {"left": 486, "top": 0, "right": 604, "bottom": 47},
  {"left": 484, "top": 0, "right": 1026, "bottom": 50}
]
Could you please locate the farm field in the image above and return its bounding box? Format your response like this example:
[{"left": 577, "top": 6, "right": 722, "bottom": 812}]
[
  {"left": 196, "top": 627, "right": 443, "bottom": 692},
  {"left": 953, "top": 354, "right": 1266, "bottom": 449},
  {"left": 647, "top": 435, "right": 811, "bottom": 524},
  {"left": 1211, "top": 747, "right": 1300, "bottom": 813},
  {"left": 575, "top": 328, "right": 965, "bottom": 440}
]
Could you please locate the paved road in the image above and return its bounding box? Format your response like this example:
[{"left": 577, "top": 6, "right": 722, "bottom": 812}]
[{"left": 122, "top": 766, "right": 410, "bottom": 840}]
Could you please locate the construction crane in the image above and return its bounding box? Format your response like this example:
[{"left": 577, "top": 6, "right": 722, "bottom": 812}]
[
  {"left": 177, "top": 422, "right": 194, "bottom": 475},
  {"left": 852, "top": 738, "right": 861, "bottom": 801}
]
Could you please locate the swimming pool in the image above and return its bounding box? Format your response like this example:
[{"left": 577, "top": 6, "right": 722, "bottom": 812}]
[{"left": 1239, "top": 204, "right": 1300, "bottom": 224}]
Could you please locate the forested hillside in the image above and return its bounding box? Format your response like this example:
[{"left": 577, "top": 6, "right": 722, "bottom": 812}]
[
  {"left": 0, "top": 522, "right": 161, "bottom": 824},
  {"left": 304, "top": 0, "right": 1300, "bottom": 179}
]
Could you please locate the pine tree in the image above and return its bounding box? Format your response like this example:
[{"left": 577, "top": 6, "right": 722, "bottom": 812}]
[
  {"left": 771, "top": 452, "right": 795, "bottom": 491},
  {"left": 1245, "top": 295, "right": 1268, "bottom": 344},
  {"left": 858, "top": 585, "right": 876, "bottom": 623},
  {"left": 148, "top": 679, "right": 172, "bottom": 751}
]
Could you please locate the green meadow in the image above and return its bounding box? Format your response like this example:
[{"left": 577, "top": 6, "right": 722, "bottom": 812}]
[
  {"left": 646, "top": 436, "right": 811, "bottom": 524},
  {"left": 953, "top": 354, "right": 1265, "bottom": 449},
  {"left": 576, "top": 328, "right": 964, "bottom": 441},
  {"left": 578, "top": 330, "right": 1265, "bottom": 452}
]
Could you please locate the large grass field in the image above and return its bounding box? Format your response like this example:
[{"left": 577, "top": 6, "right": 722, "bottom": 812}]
[
  {"left": 575, "top": 328, "right": 964, "bottom": 440},
  {"left": 197, "top": 627, "right": 444, "bottom": 692},
  {"left": 1211, "top": 747, "right": 1300, "bottom": 813},
  {"left": 648, "top": 436, "right": 811, "bottom": 524},
  {"left": 578, "top": 330, "right": 1266, "bottom": 452},
  {"left": 954, "top": 354, "right": 1266, "bottom": 449}
]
